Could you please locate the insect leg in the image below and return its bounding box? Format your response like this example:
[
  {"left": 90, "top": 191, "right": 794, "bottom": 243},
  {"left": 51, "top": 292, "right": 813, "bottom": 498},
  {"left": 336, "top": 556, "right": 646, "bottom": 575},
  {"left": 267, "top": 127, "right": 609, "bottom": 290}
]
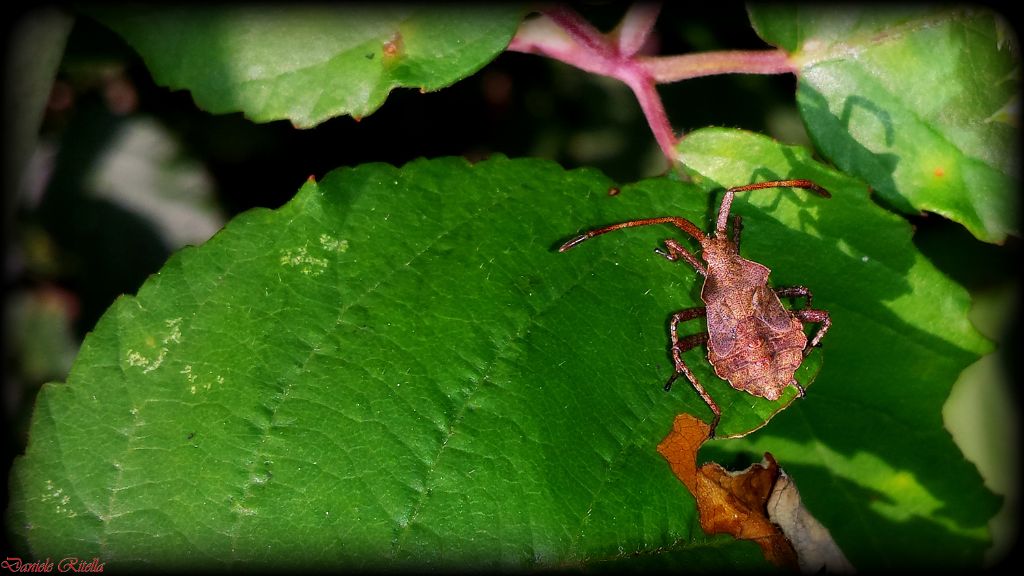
[
  {"left": 731, "top": 215, "right": 743, "bottom": 250},
  {"left": 792, "top": 380, "right": 807, "bottom": 397},
  {"left": 792, "top": 308, "right": 831, "bottom": 355},
  {"left": 665, "top": 307, "right": 722, "bottom": 436},
  {"left": 774, "top": 285, "right": 814, "bottom": 309},
  {"left": 666, "top": 307, "right": 708, "bottom": 391},
  {"left": 665, "top": 334, "right": 709, "bottom": 391},
  {"left": 655, "top": 239, "right": 706, "bottom": 275}
]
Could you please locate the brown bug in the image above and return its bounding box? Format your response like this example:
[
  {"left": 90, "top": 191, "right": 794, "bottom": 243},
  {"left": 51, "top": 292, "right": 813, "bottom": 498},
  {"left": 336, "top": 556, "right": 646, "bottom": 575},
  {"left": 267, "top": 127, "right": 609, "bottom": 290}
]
[{"left": 560, "top": 179, "right": 832, "bottom": 437}]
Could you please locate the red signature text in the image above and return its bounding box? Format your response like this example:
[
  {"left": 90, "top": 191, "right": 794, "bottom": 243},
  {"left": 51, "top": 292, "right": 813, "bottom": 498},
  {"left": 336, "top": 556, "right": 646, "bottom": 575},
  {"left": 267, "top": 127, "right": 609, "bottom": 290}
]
[{"left": 2, "top": 558, "right": 104, "bottom": 573}]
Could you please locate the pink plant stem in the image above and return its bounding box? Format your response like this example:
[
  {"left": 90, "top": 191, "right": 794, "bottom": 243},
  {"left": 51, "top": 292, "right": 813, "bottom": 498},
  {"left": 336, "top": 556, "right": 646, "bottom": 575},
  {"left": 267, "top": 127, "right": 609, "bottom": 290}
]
[
  {"left": 641, "top": 50, "right": 795, "bottom": 83},
  {"left": 509, "top": 6, "right": 680, "bottom": 160},
  {"left": 507, "top": 5, "right": 797, "bottom": 166},
  {"left": 621, "top": 73, "right": 677, "bottom": 163},
  {"left": 539, "top": 6, "right": 619, "bottom": 74}
]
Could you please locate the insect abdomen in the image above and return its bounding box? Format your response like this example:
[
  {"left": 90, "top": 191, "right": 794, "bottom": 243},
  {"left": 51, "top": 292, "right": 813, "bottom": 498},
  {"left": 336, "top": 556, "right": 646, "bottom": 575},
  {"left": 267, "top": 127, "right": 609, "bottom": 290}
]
[{"left": 708, "top": 317, "right": 806, "bottom": 400}]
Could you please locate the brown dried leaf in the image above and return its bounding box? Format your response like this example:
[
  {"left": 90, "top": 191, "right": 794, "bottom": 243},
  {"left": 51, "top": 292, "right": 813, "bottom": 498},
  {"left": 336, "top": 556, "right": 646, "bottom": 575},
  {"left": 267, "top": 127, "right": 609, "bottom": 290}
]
[
  {"left": 657, "top": 414, "right": 798, "bottom": 569},
  {"left": 656, "top": 412, "right": 709, "bottom": 491}
]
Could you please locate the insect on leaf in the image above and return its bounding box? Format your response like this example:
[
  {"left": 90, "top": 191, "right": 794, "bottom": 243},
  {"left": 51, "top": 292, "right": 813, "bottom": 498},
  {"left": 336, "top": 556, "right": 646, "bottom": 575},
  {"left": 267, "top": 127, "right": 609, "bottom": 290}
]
[{"left": 677, "top": 128, "right": 997, "bottom": 571}]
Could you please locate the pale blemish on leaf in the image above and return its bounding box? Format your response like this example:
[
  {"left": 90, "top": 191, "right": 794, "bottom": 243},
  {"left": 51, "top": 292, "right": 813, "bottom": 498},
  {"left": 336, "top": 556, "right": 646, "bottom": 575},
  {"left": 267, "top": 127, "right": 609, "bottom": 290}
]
[
  {"left": 126, "top": 350, "right": 148, "bottom": 369},
  {"left": 42, "top": 479, "right": 77, "bottom": 518},
  {"left": 279, "top": 244, "right": 330, "bottom": 276},
  {"left": 126, "top": 317, "right": 183, "bottom": 373},
  {"left": 319, "top": 234, "right": 349, "bottom": 253},
  {"left": 182, "top": 364, "right": 196, "bottom": 394},
  {"left": 233, "top": 504, "right": 257, "bottom": 516},
  {"left": 164, "top": 317, "right": 183, "bottom": 344},
  {"left": 182, "top": 364, "right": 221, "bottom": 394},
  {"left": 126, "top": 347, "right": 167, "bottom": 374}
]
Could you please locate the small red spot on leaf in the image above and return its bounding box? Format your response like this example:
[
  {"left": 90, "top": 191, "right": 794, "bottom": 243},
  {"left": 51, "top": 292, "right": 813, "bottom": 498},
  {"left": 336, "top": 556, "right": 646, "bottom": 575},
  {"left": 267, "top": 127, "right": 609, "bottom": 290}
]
[
  {"left": 934, "top": 167, "right": 945, "bottom": 178},
  {"left": 607, "top": 187, "right": 620, "bottom": 196},
  {"left": 383, "top": 32, "right": 403, "bottom": 60}
]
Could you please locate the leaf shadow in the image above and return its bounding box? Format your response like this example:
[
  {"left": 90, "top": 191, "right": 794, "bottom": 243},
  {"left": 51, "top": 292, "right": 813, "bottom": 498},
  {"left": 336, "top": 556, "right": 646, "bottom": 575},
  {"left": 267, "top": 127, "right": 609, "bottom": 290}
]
[{"left": 797, "top": 82, "right": 909, "bottom": 213}]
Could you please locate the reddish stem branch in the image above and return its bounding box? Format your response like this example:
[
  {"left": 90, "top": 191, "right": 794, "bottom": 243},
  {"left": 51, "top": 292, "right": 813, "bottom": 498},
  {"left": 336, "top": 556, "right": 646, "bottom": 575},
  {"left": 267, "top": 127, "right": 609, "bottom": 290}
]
[
  {"left": 641, "top": 50, "right": 795, "bottom": 83},
  {"left": 507, "top": 5, "right": 796, "bottom": 166},
  {"left": 621, "top": 73, "right": 677, "bottom": 163},
  {"left": 542, "top": 5, "right": 616, "bottom": 62}
]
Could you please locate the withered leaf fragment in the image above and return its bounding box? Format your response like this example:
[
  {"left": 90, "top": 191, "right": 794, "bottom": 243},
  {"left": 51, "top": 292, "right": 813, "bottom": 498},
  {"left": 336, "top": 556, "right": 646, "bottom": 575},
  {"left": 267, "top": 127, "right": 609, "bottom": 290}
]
[
  {"left": 657, "top": 414, "right": 798, "bottom": 569},
  {"left": 768, "top": 471, "right": 855, "bottom": 573}
]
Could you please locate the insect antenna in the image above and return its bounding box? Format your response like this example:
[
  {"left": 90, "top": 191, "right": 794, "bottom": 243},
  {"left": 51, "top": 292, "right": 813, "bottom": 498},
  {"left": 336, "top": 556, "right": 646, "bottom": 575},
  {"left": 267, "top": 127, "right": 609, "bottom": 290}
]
[
  {"left": 715, "top": 179, "right": 831, "bottom": 235},
  {"left": 559, "top": 216, "right": 706, "bottom": 252}
]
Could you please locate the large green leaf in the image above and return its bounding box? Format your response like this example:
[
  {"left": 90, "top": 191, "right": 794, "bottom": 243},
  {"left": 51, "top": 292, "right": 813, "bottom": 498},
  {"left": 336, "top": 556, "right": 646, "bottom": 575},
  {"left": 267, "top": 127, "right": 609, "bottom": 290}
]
[
  {"left": 88, "top": 5, "right": 523, "bottom": 126},
  {"left": 8, "top": 148, "right": 996, "bottom": 570},
  {"left": 749, "top": 5, "right": 1019, "bottom": 244},
  {"left": 3, "top": 8, "right": 73, "bottom": 225}
]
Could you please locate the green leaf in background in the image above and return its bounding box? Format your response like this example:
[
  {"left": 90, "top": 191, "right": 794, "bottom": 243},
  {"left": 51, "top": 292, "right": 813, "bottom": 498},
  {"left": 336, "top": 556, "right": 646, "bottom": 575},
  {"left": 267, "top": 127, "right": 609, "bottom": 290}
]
[
  {"left": 3, "top": 7, "right": 73, "bottom": 231},
  {"left": 88, "top": 5, "right": 523, "bottom": 126},
  {"left": 678, "top": 128, "right": 998, "bottom": 570},
  {"left": 8, "top": 147, "right": 997, "bottom": 570},
  {"left": 749, "top": 5, "right": 1019, "bottom": 244}
]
